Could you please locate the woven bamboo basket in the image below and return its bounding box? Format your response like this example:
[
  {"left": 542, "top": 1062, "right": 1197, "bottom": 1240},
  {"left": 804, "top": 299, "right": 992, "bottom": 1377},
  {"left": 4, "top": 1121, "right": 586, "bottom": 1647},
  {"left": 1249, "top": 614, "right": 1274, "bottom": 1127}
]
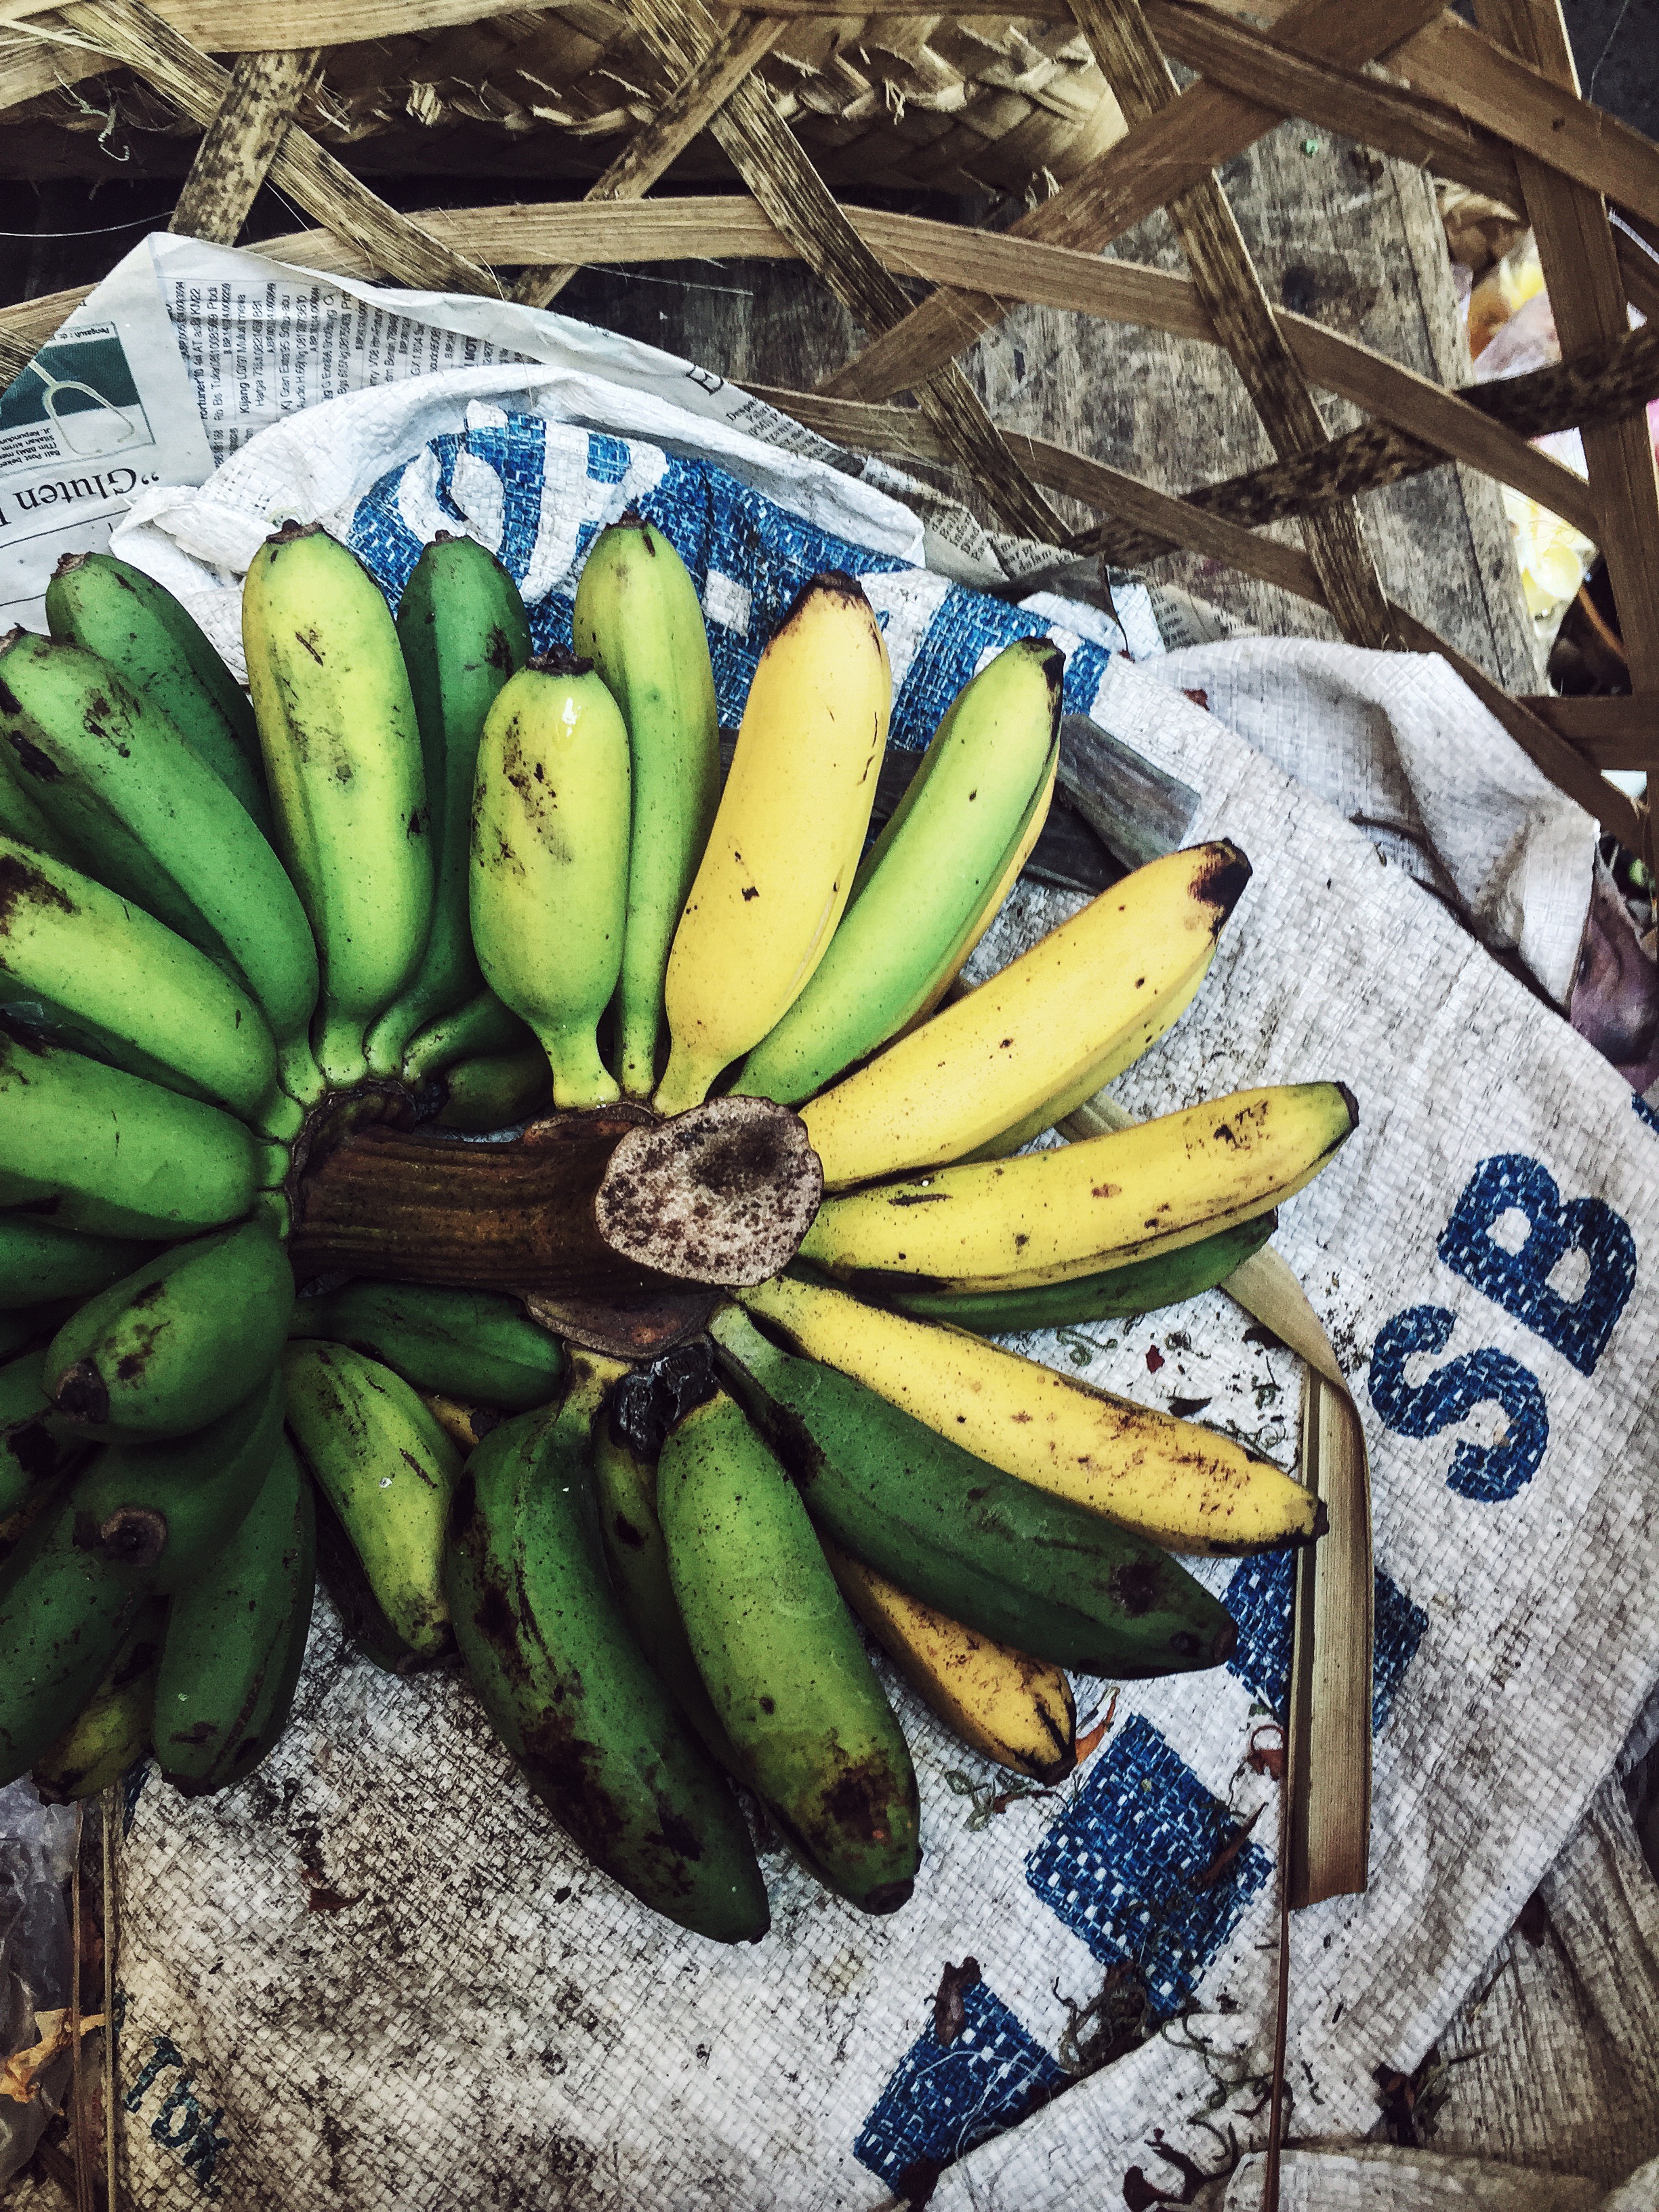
[{"left": 3, "top": 0, "right": 1656, "bottom": 863}]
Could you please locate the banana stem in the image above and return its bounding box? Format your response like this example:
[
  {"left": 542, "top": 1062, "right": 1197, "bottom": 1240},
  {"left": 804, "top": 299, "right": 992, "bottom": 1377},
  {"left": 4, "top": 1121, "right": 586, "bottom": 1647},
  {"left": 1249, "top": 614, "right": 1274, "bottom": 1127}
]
[{"left": 286, "top": 1095, "right": 823, "bottom": 1296}]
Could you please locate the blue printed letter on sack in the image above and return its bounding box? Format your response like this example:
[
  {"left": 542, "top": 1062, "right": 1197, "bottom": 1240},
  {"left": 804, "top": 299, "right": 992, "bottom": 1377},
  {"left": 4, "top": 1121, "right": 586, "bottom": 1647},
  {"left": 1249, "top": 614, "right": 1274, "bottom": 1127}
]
[
  {"left": 1368, "top": 1305, "right": 1548, "bottom": 1502},
  {"left": 1438, "top": 1155, "right": 1635, "bottom": 1375}
]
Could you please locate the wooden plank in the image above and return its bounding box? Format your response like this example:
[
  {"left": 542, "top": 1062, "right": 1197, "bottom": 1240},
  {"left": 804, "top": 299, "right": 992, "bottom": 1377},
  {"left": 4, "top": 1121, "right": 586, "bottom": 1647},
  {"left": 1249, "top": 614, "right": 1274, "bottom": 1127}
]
[
  {"left": 1474, "top": 0, "right": 1659, "bottom": 704},
  {"left": 510, "top": 13, "right": 789, "bottom": 311},
  {"left": 630, "top": 0, "right": 1068, "bottom": 548},
  {"left": 1069, "top": 0, "right": 1391, "bottom": 645},
  {"left": 54, "top": 0, "right": 502, "bottom": 298},
  {"left": 813, "top": 0, "right": 1455, "bottom": 405},
  {"left": 1519, "top": 693, "right": 1659, "bottom": 770},
  {"left": 169, "top": 47, "right": 319, "bottom": 247}
]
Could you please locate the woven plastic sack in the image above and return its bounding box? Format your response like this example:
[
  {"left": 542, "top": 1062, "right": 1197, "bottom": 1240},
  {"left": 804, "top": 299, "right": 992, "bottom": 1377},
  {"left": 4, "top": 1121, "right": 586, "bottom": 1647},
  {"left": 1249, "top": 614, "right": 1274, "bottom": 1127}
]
[{"left": 96, "top": 364, "right": 1659, "bottom": 2211}]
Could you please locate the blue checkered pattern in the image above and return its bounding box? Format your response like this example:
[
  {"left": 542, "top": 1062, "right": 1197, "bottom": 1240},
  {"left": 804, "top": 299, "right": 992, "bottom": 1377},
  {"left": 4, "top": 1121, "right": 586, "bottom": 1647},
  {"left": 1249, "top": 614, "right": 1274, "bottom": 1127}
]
[
  {"left": 852, "top": 1978, "right": 1066, "bottom": 2190},
  {"left": 1024, "top": 1715, "right": 1272, "bottom": 2014},
  {"left": 1634, "top": 1094, "right": 1659, "bottom": 1139},
  {"left": 1224, "top": 1553, "right": 1428, "bottom": 1737}
]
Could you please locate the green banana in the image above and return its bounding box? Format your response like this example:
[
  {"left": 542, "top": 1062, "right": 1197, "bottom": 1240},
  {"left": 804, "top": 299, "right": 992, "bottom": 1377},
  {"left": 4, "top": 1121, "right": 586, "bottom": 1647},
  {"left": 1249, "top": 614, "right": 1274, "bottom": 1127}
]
[
  {"left": 0, "top": 1368, "right": 283, "bottom": 1783},
  {"left": 0, "top": 830, "right": 283, "bottom": 1123},
  {"left": 45, "top": 1221, "right": 293, "bottom": 1440},
  {"left": 283, "top": 1340, "right": 459, "bottom": 1666},
  {"left": 572, "top": 514, "right": 720, "bottom": 1099},
  {"left": 445, "top": 1353, "right": 770, "bottom": 1942},
  {"left": 0, "top": 1216, "right": 155, "bottom": 1309},
  {"left": 155, "top": 1437, "right": 315, "bottom": 1795},
  {"left": 401, "top": 989, "right": 534, "bottom": 1083},
  {"left": 33, "top": 1597, "right": 165, "bottom": 1801},
  {"left": 659, "top": 1387, "right": 921, "bottom": 1914},
  {"left": 363, "top": 535, "right": 531, "bottom": 1078},
  {"left": 242, "top": 523, "right": 432, "bottom": 1090},
  {"left": 0, "top": 734, "right": 76, "bottom": 865},
  {"left": 0, "top": 1349, "right": 83, "bottom": 1547},
  {"left": 432, "top": 1046, "right": 552, "bottom": 1132},
  {"left": 594, "top": 1348, "right": 743, "bottom": 1770},
  {"left": 0, "top": 1029, "right": 262, "bottom": 1240},
  {"left": 709, "top": 1303, "right": 1237, "bottom": 1678},
  {"left": 470, "top": 653, "right": 631, "bottom": 1109},
  {"left": 45, "top": 550, "right": 271, "bottom": 832},
  {"left": 868, "top": 1212, "right": 1278, "bottom": 1332},
  {"left": 287, "top": 1282, "right": 564, "bottom": 1410},
  {"left": 0, "top": 1312, "right": 38, "bottom": 1360},
  {"left": 737, "top": 639, "right": 1062, "bottom": 1106},
  {"left": 0, "top": 628, "right": 321, "bottom": 1105}
]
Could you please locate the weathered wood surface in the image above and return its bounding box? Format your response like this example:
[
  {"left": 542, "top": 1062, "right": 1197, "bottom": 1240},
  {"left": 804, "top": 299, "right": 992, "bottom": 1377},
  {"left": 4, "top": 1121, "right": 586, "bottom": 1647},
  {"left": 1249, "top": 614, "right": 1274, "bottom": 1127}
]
[{"left": 558, "top": 126, "right": 1538, "bottom": 688}]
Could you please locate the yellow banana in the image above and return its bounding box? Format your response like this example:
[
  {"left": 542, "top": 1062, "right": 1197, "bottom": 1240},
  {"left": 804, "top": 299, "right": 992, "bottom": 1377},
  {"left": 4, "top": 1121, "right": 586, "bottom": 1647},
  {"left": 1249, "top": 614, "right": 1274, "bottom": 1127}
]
[
  {"left": 802, "top": 1082, "right": 1357, "bottom": 1293},
  {"left": 821, "top": 1536, "right": 1076, "bottom": 1784},
  {"left": 654, "top": 574, "right": 890, "bottom": 1115},
  {"left": 801, "top": 842, "right": 1251, "bottom": 1189},
  {"left": 739, "top": 1272, "right": 1319, "bottom": 1555}
]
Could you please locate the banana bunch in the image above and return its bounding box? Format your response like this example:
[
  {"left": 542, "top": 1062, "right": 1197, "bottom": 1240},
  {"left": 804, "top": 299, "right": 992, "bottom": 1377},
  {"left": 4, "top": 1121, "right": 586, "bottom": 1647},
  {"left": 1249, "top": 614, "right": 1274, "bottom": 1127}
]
[{"left": 0, "top": 505, "right": 1362, "bottom": 1950}]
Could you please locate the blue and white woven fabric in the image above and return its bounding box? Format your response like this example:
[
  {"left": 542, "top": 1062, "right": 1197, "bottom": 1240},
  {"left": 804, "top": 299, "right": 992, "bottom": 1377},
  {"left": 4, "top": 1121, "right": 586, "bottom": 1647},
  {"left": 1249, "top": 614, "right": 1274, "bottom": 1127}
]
[
  {"left": 105, "top": 342, "right": 1659, "bottom": 2212},
  {"left": 345, "top": 400, "right": 1121, "bottom": 756}
]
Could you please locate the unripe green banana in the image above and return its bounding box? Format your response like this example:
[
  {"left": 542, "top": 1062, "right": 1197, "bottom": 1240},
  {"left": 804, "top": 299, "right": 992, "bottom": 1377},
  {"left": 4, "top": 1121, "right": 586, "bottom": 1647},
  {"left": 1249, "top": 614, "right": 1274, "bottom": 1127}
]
[
  {"left": 432, "top": 1046, "right": 552, "bottom": 1132},
  {"left": 45, "top": 1221, "right": 293, "bottom": 1441},
  {"left": 0, "top": 1029, "right": 262, "bottom": 1240},
  {"left": 0, "top": 1349, "right": 83, "bottom": 1548},
  {"left": 0, "top": 1368, "right": 282, "bottom": 1782},
  {"left": 737, "top": 640, "right": 1062, "bottom": 1106},
  {"left": 155, "top": 1437, "right": 315, "bottom": 1795},
  {"left": 659, "top": 1387, "right": 921, "bottom": 1914},
  {"left": 283, "top": 1341, "right": 459, "bottom": 1666},
  {"left": 33, "top": 1597, "right": 165, "bottom": 1801},
  {"left": 242, "top": 524, "right": 432, "bottom": 1090},
  {"left": 287, "top": 1282, "right": 564, "bottom": 1411},
  {"left": 709, "top": 1305, "right": 1237, "bottom": 1677},
  {"left": 45, "top": 550, "right": 271, "bottom": 832},
  {"left": 0, "top": 735, "right": 76, "bottom": 865},
  {"left": 572, "top": 515, "right": 720, "bottom": 1099},
  {"left": 870, "top": 1212, "right": 1278, "bottom": 1331},
  {"left": 470, "top": 654, "right": 630, "bottom": 1109},
  {"left": 0, "top": 628, "right": 322, "bottom": 1105},
  {"left": 446, "top": 1353, "right": 771, "bottom": 1942},
  {"left": 0, "top": 1217, "right": 156, "bottom": 1309},
  {"left": 401, "top": 988, "right": 533, "bottom": 1083},
  {"left": 0, "top": 830, "right": 281, "bottom": 1122},
  {"left": 595, "top": 1349, "right": 743, "bottom": 1770},
  {"left": 363, "top": 536, "right": 531, "bottom": 1078},
  {"left": 0, "top": 1313, "right": 38, "bottom": 1361}
]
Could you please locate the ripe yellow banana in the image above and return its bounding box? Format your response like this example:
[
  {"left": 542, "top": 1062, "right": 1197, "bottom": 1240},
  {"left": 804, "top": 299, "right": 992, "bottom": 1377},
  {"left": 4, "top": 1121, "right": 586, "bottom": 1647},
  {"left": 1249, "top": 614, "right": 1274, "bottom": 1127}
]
[
  {"left": 820, "top": 1536, "right": 1076, "bottom": 1784},
  {"left": 802, "top": 1082, "right": 1357, "bottom": 1293},
  {"left": 739, "top": 1272, "right": 1319, "bottom": 1555},
  {"left": 801, "top": 842, "right": 1252, "bottom": 1189},
  {"left": 654, "top": 574, "right": 890, "bottom": 1115}
]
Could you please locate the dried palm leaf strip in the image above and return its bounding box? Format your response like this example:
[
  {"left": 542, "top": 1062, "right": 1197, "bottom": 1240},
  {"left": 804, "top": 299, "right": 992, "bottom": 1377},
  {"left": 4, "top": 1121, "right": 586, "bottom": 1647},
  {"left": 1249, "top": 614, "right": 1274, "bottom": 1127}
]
[
  {"left": 743, "top": 375, "right": 1642, "bottom": 844},
  {"left": 1078, "top": 319, "right": 1659, "bottom": 562},
  {"left": 510, "top": 13, "right": 790, "bottom": 311},
  {"left": 1469, "top": 0, "right": 1659, "bottom": 703},
  {"left": 1070, "top": 0, "right": 1391, "bottom": 647},
  {"left": 814, "top": 0, "right": 1455, "bottom": 405},
  {"left": 169, "top": 48, "right": 320, "bottom": 245},
  {"left": 623, "top": 0, "right": 1065, "bottom": 548},
  {"left": 49, "top": 0, "right": 501, "bottom": 297},
  {"left": 0, "top": 0, "right": 527, "bottom": 41},
  {"left": 0, "top": 194, "right": 1597, "bottom": 539}
]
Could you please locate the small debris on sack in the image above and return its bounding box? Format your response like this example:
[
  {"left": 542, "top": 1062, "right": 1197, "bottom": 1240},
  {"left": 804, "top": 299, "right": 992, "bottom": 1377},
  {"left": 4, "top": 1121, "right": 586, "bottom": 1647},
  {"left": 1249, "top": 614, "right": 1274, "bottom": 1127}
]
[
  {"left": 1122, "top": 2136, "right": 1212, "bottom": 2207},
  {"left": 1246, "top": 1725, "right": 1286, "bottom": 1781},
  {"left": 0, "top": 2009, "right": 106, "bottom": 2103},
  {"left": 1145, "top": 1345, "right": 1165, "bottom": 1374},
  {"left": 1193, "top": 1803, "right": 1265, "bottom": 1890},
  {"left": 932, "top": 1957, "right": 981, "bottom": 2047}
]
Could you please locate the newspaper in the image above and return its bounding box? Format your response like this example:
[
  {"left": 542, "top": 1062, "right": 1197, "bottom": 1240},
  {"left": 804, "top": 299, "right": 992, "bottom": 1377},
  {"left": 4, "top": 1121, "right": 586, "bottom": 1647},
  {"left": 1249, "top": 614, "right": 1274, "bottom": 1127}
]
[{"left": 0, "top": 229, "right": 1031, "bottom": 633}]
